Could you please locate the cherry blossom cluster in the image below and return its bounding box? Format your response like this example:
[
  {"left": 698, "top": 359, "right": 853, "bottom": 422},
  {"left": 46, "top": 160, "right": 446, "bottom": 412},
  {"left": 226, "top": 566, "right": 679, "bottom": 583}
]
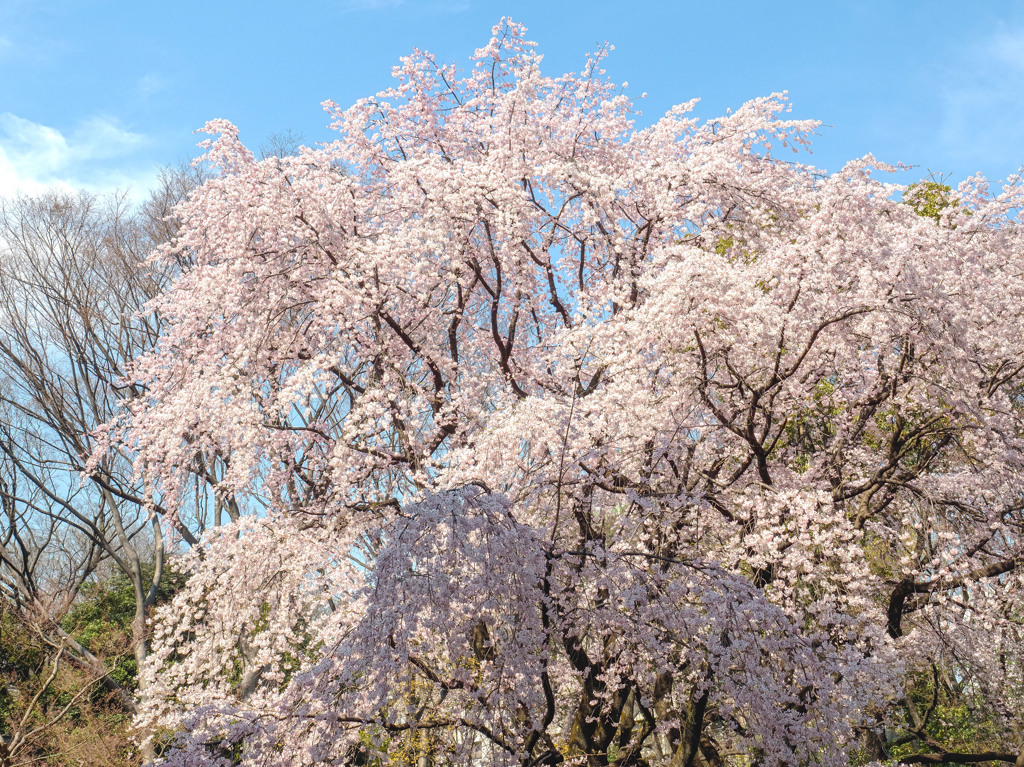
[{"left": 100, "top": 19, "right": 1024, "bottom": 767}]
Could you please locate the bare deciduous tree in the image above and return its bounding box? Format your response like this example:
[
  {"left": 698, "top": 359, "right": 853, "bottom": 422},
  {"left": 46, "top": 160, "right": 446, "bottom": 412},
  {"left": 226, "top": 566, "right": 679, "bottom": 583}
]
[{"left": 0, "top": 178, "right": 218, "bottom": 760}]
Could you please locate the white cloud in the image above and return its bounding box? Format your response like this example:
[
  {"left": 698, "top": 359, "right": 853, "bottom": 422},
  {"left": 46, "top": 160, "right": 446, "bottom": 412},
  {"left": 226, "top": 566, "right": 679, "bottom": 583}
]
[{"left": 0, "top": 114, "right": 156, "bottom": 200}]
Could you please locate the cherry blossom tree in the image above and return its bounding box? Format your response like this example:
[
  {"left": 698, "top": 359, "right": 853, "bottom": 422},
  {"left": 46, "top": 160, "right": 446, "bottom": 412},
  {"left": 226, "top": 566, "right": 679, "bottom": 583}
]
[{"left": 98, "top": 20, "right": 1024, "bottom": 767}]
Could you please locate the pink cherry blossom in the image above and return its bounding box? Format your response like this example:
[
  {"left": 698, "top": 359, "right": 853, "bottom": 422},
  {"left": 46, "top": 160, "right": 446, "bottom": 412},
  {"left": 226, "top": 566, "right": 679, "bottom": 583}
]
[{"left": 98, "top": 19, "right": 1024, "bottom": 767}]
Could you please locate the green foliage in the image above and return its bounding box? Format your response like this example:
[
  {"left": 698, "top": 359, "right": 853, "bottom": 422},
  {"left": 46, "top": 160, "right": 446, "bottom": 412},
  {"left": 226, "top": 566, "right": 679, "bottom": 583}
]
[
  {"left": 903, "top": 181, "right": 962, "bottom": 226},
  {"left": 0, "top": 565, "right": 187, "bottom": 765},
  {"left": 0, "top": 607, "right": 44, "bottom": 734},
  {"left": 713, "top": 232, "right": 760, "bottom": 266},
  {"left": 0, "top": 601, "right": 135, "bottom": 763},
  {"left": 888, "top": 667, "right": 1005, "bottom": 763},
  {"left": 61, "top": 564, "right": 186, "bottom": 691},
  {"left": 861, "top": 401, "right": 956, "bottom": 476},
  {"left": 772, "top": 378, "right": 842, "bottom": 472}
]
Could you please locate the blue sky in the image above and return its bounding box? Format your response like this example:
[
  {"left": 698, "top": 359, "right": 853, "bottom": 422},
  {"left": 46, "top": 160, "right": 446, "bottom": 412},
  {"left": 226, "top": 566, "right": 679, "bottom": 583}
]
[{"left": 2, "top": 0, "right": 1024, "bottom": 199}]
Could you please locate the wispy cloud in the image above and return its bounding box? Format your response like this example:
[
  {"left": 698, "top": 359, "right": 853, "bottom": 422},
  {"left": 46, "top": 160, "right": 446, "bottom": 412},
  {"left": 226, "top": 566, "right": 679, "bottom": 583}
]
[
  {"left": 0, "top": 114, "right": 156, "bottom": 199},
  {"left": 136, "top": 73, "right": 170, "bottom": 98},
  {"left": 932, "top": 20, "right": 1024, "bottom": 178},
  {"left": 989, "top": 25, "right": 1024, "bottom": 70}
]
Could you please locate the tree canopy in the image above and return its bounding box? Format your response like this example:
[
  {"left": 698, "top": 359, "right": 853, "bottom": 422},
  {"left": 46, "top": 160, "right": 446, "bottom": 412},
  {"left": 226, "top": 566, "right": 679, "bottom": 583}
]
[{"left": 87, "top": 20, "right": 1024, "bottom": 767}]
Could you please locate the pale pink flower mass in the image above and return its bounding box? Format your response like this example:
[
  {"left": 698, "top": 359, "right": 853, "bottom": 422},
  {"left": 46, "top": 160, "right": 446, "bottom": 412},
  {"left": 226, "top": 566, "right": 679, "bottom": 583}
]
[{"left": 96, "top": 18, "right": 1024, "bottom": 767}]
